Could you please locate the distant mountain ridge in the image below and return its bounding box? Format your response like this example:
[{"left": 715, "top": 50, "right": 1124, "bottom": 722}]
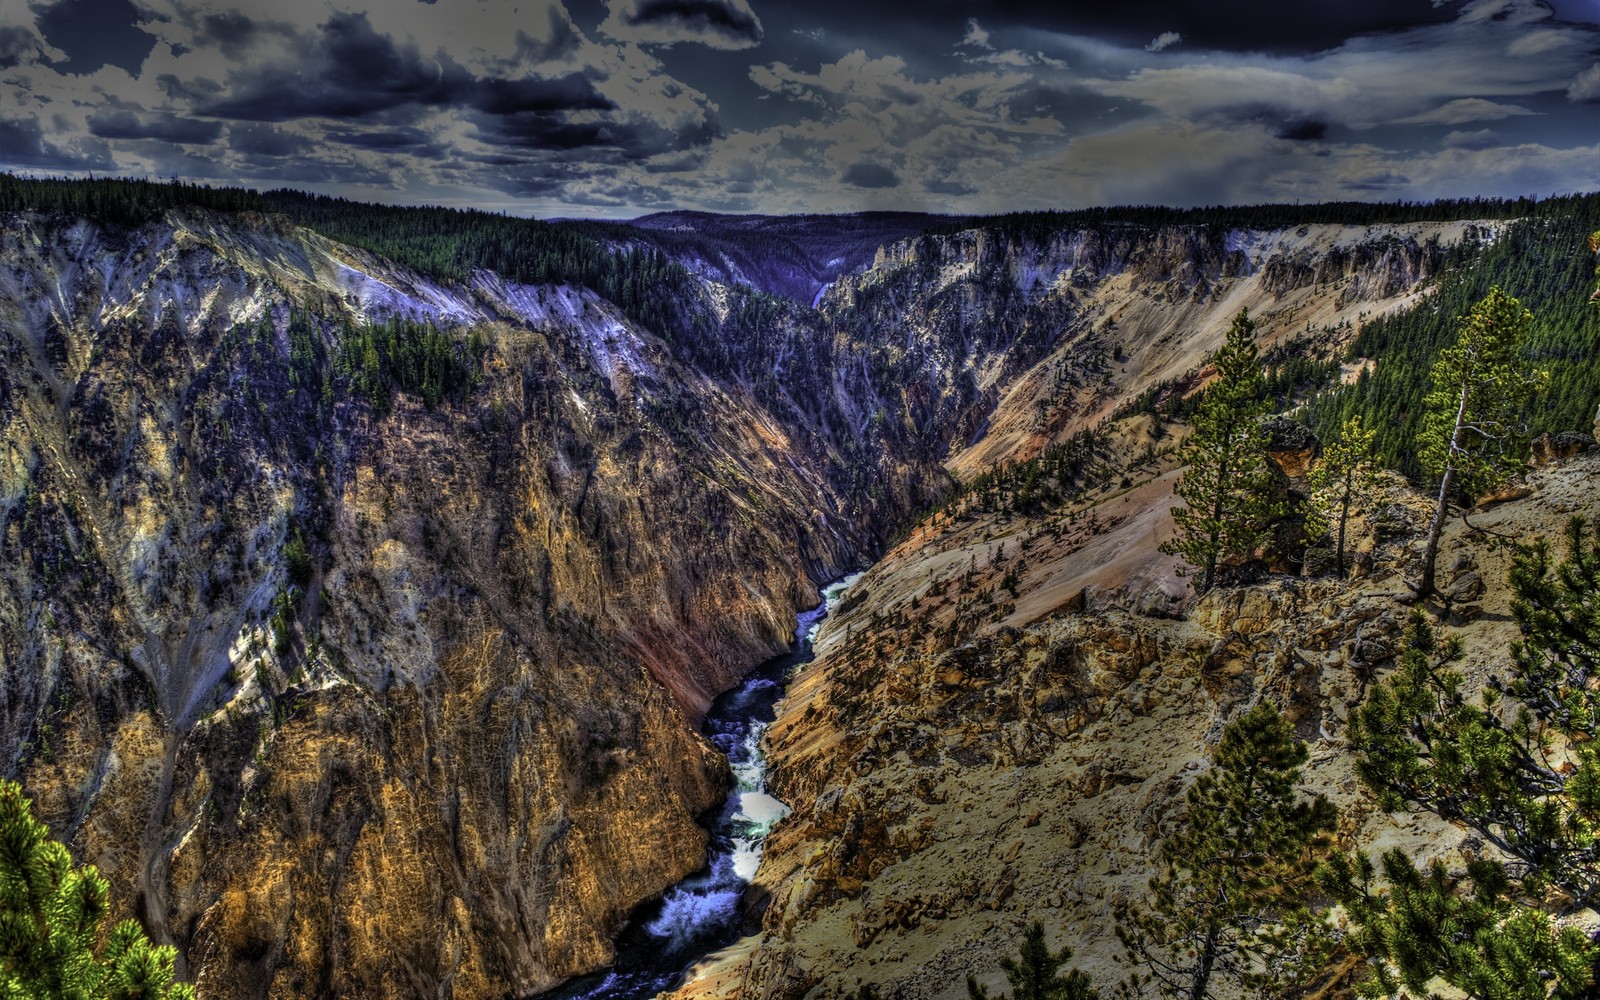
[{"left": 582, "top": 210, "right": 956, "bottom": 305}]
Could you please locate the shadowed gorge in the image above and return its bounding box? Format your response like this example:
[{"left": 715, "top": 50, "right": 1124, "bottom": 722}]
[
  {"left": 0, "top": 195, "right": 943, "bottom": 997},
  {"left": 2, "top": 177, "right": 1599, "bottom": 999}
]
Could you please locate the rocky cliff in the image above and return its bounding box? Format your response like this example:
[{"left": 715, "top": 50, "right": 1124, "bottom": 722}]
[
  {"left": 651, "top": 216, "right": 1600, "bottom": 1000},
  {"left": 828, "top": 219, "right": 1479, "bottom": 478},
  {"left": 0, "top": 208, "right": 924, "bottom": 997}
]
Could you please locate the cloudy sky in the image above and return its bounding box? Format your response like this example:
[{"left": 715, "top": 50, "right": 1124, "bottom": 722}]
[{"left": 2, "top": 0, "right": 1597, "bottom": 217}]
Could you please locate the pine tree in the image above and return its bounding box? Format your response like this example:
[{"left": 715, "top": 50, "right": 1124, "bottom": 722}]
[
  {"left": 0, "top": 780, "right": 194, "bottom": 1000},
  {"left": 969, "top": 922, "right": 1096, "bottom": 1000},
  {"left": 1115, "top": 703, "right": 1336, "bottom": 1000},
  {"left": 1414, "top": 287, "right": 1546, "bottom": 598},
  {"left": 1324, "top": 850, "right": 1596, "bottom": 1000},
  {"left": 1162, "top": 309, "right": 1286, "bottom": 593},
  {"left": 1350, "top": 598, "right": 1600, "bottom": 907},
  {"left": 1306, "top": 413, "right": 1379, "bottom": 577},
  {"left": 1341, "top": 520, "right": 1600, "bottom": 997},
  {"left": 1507, "top": 515, "right": 1599, "bottom": 735}
]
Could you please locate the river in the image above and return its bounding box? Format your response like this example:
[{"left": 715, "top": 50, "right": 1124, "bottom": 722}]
[{"left": 545, "top": 573, "right": 860, "bottom": 1000}]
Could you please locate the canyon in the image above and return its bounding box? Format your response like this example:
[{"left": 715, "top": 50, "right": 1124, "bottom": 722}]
[{"left": 2, "top": 188, "right": 1596, "bottom": 998}]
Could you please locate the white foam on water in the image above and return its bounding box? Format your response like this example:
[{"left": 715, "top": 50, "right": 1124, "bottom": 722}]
[
  {"left": 641, "top": 574, "right": 859, "bottom": 951},
  {"left": 734, "top": 791, "right": 790, "bottom": 830},
  {"left": 730, "top": 840, "right": 762, "bottom": 882},
  {"left": 646, "top": 886, "right": 742, "bottom": 945}
]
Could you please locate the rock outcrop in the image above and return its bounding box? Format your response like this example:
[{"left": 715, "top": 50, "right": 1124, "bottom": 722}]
[{"left": 1529, "top": 430, "right": 1597, "bottom": 467}]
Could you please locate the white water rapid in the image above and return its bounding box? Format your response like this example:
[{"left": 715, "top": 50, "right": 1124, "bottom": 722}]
[{"left": 548, "top": 573, "right": 860, "bottom": 1000}]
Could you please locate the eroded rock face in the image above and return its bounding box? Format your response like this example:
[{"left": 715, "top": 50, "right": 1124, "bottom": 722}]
[
  {"left": 1263, "top": 417, "right": 1321, "bottom": 483},
  {"left": 833, "top": 219, "right": 1486, "bottom": 483},
  {"left": 1529, "top": 430, "right": 1597, "bottom": 467},
  {"left": 648, "top": 217, "right": 1508, "bottom": 998},
  {"left": 0, "top": 210, "right": 932, "bottom": 996},
  {"left": 666, "top": 439, "right": 1598, "bottom": 999}
]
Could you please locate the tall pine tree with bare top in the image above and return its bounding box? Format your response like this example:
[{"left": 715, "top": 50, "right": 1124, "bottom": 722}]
[
  {"left": 1162, "top": 309, "right": 1285, "bottom": 593},
  {"left": 1414, "top": 286, "right": 1545, "bottom": 599}
]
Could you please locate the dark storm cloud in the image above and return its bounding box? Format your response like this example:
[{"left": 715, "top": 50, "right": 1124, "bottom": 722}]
[
  {"left": 472, "top": 74, "right": 615, "bottom": 116},
  {"left": 181, "top": 8, "right": 633, "bottom": 167},
  {"left": 155, "top": 73, "right": 223, "bottom": 104},
  {"left": 472, "top": 158, "right": 609, "bottom": 198},
  {"left": 195, "top": 12, "right": 476, "bottom": 120},
  {"left": 197, "top": 11, "right": 259, "bottom": 56},
  {"left": 1276, "top": 119, "right": 1328, "bottom": 142},
  {"left": 227, "top": 123, "right": 313, "bottom": 158},
  {"left": 326, "top": 127, "right": 439, "bottom": 151},
  {"left": 473, "top": 107, "right": 718, "bottom": 159},
  {"left": 87, "top": 110, "right": 222, "bottom": 143},
  {"left": 602, "top": 0, "right": 764, "bottom": 49},
  {"left": 0, "top": 116, "right": 113, "bottom": 169},
  {"left": 475, "top": 115, "right": 618, "bottom": 151},
  {"left": 0, "top": 118, "right": 57, "bottom": 166},
  {"left": 2, "top": 0, "right": 1596, "bottom": 215},
  {"left": 0, "top": 25, "right": 50, "bottom": 69},
  {"left": 841, "top": 162, "right": 900, "bottom": 189},
  {"left": 621, "top": 0, "right": 762, "bottom": 45},
  {"left": 32, "top": 0, "right": 156, "bottom": 74}
]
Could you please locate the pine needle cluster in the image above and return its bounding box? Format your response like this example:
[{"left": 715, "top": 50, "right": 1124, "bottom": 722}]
[{"left": 0, "top": 781, "right": 193, "bottom": 1000}]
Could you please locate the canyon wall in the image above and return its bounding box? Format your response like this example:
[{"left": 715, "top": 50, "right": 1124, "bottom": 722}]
[
  {"left": 0, "top": 205, "right": 1523, "bottom": 998},
  {"left": 0, "top": 209, "right": 898, "bottom": 997}
]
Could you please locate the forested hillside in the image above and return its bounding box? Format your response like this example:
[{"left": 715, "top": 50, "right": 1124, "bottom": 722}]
[
  {"left": 925, "top": 193, "right": 1579, "bottom": 240},
  {"left": 0, "top": 175, "right": 714, "bottom": 354},
  {"left": 1304, "top": 197, "right": 1600, "bottom": 480}
]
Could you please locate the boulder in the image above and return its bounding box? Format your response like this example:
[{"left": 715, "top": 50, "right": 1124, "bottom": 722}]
[
  {"left": 1353, "top": 610, "right": 1402, "bottom": 665},
  {"left": 1446, "top": 570, "right": 1485, "bottom": 603},
  {"left": 1368, "top": 504, "right": 1413, "bottom": 540},
  {"left": 1529, "top": 431, "right": 1596, "bottom": 467},
  {"left": 1261, "top": 417, "right": 1321, "bottom": 482}
]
